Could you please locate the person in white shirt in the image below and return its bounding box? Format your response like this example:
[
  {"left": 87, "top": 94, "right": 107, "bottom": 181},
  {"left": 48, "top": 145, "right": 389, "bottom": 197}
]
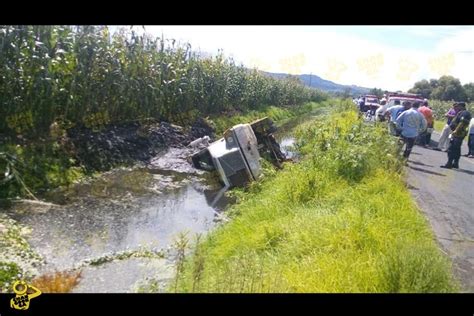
[
  {"left": 358, "top": 97, "right": 365, "bottom": 113},
  {"left": 468, "top": 117, "right": 474, "bottom": 158},
  {"left": 375, "top": 97, "right": 388, "bottom": 121},
  {"left": 436, "top": 103, "right": 459, "bottom": 151},
  {"left": 385, "top": 100, "right": 410, "bottom": 135}
]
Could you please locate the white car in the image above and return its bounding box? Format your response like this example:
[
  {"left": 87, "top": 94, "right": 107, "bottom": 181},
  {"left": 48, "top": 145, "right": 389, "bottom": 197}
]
[{"left": 380, "top": 96, "right": 425, "bottom": 122}]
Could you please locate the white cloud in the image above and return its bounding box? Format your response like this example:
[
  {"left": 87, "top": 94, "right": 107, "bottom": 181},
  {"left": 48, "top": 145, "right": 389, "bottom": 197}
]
[
  {"left": 112, "top": 25, "right": 474, "bottom": 92},
  {"left": 433, "top": 28, "right": 474, "bottom": 85}
]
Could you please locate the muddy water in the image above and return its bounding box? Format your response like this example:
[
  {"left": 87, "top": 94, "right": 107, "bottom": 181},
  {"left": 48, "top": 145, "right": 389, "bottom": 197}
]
[
  {"left": 5, "top": 147, "right": 229, "bottom": 292},
  {"left": 4, "top": 115, "right": 308, "bottom": 293},
  {"left": 274, "top": 113, "right": 321, "bottom": 160}
]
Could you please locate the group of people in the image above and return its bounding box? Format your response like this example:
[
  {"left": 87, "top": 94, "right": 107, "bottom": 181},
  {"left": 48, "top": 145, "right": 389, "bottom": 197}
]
[
  {"left": 388, "top": 100, "right": 428, "bottom": 160},
  {"left": 435, "top": 102, "right": 474, "bottom": 168},
  {"left": 381, "top": 100, "right": 473, "bottom": 169}
]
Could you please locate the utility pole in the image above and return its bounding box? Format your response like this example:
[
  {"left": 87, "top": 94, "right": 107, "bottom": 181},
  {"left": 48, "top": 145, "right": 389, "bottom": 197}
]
[{"left": 309, "top": 72, "right": 312, "bottom": 87}]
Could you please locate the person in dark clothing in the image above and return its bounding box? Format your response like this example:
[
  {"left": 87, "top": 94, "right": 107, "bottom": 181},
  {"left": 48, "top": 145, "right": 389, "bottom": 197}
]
[{"left": 441, "top": 102, "right": 472, "bottom": 169}]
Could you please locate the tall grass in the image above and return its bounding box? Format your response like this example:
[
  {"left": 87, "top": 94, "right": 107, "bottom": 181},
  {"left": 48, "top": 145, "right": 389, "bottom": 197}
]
[
  {"left": 428, "top": 100, "right": 457, "bottom": 132},
  {"left": 0, "top": 25, "right": 327, "bottom": 199},
  {"left": 171, "top": 100, "right": 458, "bottom": 293},
  {"left": 433, "top": 120, "right": 445, "bottom": 133},
  {"left": 429, "top": 100, "right": 456, "bottom": 121},
  {"left": 0, "top": 25, "right": 327, "bottom": 138},
  {"left": 211, "top": 101, "right": 328, "bottom": 135},
  {"left": 0, "top": 262, "right": 21, "bottom": 292},
  {"left": 31, "top": 271, "right": 81, "bottom": 293}
]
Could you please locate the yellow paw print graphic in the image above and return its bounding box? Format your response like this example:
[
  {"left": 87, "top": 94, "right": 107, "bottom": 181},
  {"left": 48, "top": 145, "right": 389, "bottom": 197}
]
[
  {"left": 396, "top": 58, "right": 419, "bottom": 81},
  {"left": 278, "top": 53, "right": 306, "bottom": 74},
  {"left": 429, "top": 53, "right": 455, "bottom": 76},
  {"left": 324, "top": 58, "right": 348, "bottom": 81},
  {"left": 248, "top": 57, "right": 271, "bottom": 71},
  {"left": 357, "top": 54, "right": 384, "bottom": 79}
]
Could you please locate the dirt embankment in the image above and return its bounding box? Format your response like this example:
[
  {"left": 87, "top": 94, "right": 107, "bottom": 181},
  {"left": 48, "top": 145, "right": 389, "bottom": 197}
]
[{"left": 66, "top": 118, "right": 216, "bottom": 171}]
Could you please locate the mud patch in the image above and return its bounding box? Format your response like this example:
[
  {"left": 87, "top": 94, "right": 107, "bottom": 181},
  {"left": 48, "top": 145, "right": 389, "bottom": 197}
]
[
  {"left": 148, "top": 147, "right": 204, "bottom": 175},
  {"left": 67, "top": 118, "right": 215, "bottom": 172}
]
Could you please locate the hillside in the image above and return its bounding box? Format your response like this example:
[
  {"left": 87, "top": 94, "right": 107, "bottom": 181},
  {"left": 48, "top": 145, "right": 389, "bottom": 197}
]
[{"left": 263, "top": 72, "right": 371, "bottom": 95}]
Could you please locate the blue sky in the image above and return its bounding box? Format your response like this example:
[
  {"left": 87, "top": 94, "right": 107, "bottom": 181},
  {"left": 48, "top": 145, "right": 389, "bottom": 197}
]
[
  {"left": 316, "top": 26, "right": 470, "bottom": 50},
  {"left": 111, "top": 25, "right": 474, "bottom": 91}
]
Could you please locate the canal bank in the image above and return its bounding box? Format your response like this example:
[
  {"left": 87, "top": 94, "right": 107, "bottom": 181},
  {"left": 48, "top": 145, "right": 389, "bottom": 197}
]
[
  {"left": 170, "top": 101, "right": 457, "bottom": 293},
  {"left": 0, "top": 102, "right": 324, "bottom": 293}
]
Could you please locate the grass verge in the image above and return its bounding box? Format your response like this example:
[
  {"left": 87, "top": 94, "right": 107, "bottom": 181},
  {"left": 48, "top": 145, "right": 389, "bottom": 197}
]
[
  {"left": 211, "top": 101, "right": 331, "bottom": 135},
  {"left": 434, "top": 120, "right": 445, "bottom": 133},
  {"left": 170, "top": 99, "right": 458, "bottom": 293}
]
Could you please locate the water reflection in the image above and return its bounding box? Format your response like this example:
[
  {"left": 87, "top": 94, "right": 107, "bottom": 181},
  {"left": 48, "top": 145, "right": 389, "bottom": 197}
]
[
  {"left": 7, "top": 163, "right": 227, "bottom": 276},
  {"left": 5, "top": 115, "right": 303, "bottom": 292}
]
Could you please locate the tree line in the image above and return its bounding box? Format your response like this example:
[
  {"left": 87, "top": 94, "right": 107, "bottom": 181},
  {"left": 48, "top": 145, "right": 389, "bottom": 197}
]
[
  {"left": 408, "top": 76, "right": 474, "bottom": 102},
  {"left": 356, "top": 77, "right": 473, "bottom": 102}
]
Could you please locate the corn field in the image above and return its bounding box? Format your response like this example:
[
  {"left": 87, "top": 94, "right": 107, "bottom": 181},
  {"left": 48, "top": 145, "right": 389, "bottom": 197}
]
[
  {"left": 428, "top": 100, "right": 456, "bottom": 120},
  {"left": 0, "top": 25, "right": 326, "bottom": 138}
]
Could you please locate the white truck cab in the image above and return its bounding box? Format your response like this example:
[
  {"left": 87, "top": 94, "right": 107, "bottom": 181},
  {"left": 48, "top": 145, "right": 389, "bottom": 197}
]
[{"left": 191, "top": 117, "right": 285, "bottom": 188}]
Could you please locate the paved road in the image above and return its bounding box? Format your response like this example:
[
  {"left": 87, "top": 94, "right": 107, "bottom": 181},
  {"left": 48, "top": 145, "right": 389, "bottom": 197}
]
[{"left": 406, "top": 131, "right": 474, "bottom": 292}]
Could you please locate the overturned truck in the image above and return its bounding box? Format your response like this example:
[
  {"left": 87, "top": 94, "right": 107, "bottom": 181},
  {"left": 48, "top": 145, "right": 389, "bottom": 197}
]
[{"left": 191, "top": 117, "right": 287, "bottom": 188}]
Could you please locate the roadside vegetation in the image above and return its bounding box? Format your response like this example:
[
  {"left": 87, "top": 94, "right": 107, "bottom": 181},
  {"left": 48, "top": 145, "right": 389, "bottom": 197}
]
[
  {"left": 428, "top": 100, "right": 455, "bottom": 132},
  {"left": 0, "top": 213, "right": 43, "bottom": 292},
  {"left": 0, "top": 25, "right": 327, "bottom": 199},
  {"left": 429, "top": 100, "right": 455, "bottom": 121},
  {"left": 170, "top": 99, "right": 458, "bottom": 293},
  {"left": 0, "top": 26, "right": 326, "bottom": 136},
  {"left": 212, "top": 100, "right": 332, "bottom": 134},
  {"left": 1, "top": 25, "right": 459, "bottom": 294},
  {"left": 0, "top": 25, "right": 328, "bottom": 292}
]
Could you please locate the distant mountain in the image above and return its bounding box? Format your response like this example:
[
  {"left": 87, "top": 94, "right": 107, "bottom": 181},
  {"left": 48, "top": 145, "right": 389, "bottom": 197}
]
[{"left": 262, "top": 72, "right": 372, "bottom": 95}]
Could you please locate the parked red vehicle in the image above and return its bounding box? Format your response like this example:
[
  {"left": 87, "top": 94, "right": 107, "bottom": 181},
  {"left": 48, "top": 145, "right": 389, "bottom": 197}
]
[
  {"left": 385, "top": 93, "right": 424, "bottom": 114},
  {"left": 386, "top": 92, "right": 424, "bottom": 104},
  {"left": 365, "top": 94, "right": 379, "bottom": 110},
  {"left": 360, "top": 94, "right": 380, "bottom": 120}
]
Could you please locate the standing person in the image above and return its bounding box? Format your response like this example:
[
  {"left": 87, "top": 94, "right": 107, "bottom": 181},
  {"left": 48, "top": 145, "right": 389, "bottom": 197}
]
[
  {"left": 358, "top": 96, "right": 365, "bottom": 116},
  {"left": 396, "top": 102, "right": 427, "bottom": 160},
  {"left": 417, "top": 100, "right": 434, "bottom": 147},
  {"left": 437, "top": 103, "right": 459, "bottom": 151},
  {"left": 386, "top": 100, "right": 409, "bottom": 136},
  {"left": 441, "top": 102, "right": 472, "bottom": 169},
  {"left": 375, "top": 98, "right": 388, "bottom": 121},
  {"left": 467, "top": 117, "right": 474, "bottom": 158}
]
